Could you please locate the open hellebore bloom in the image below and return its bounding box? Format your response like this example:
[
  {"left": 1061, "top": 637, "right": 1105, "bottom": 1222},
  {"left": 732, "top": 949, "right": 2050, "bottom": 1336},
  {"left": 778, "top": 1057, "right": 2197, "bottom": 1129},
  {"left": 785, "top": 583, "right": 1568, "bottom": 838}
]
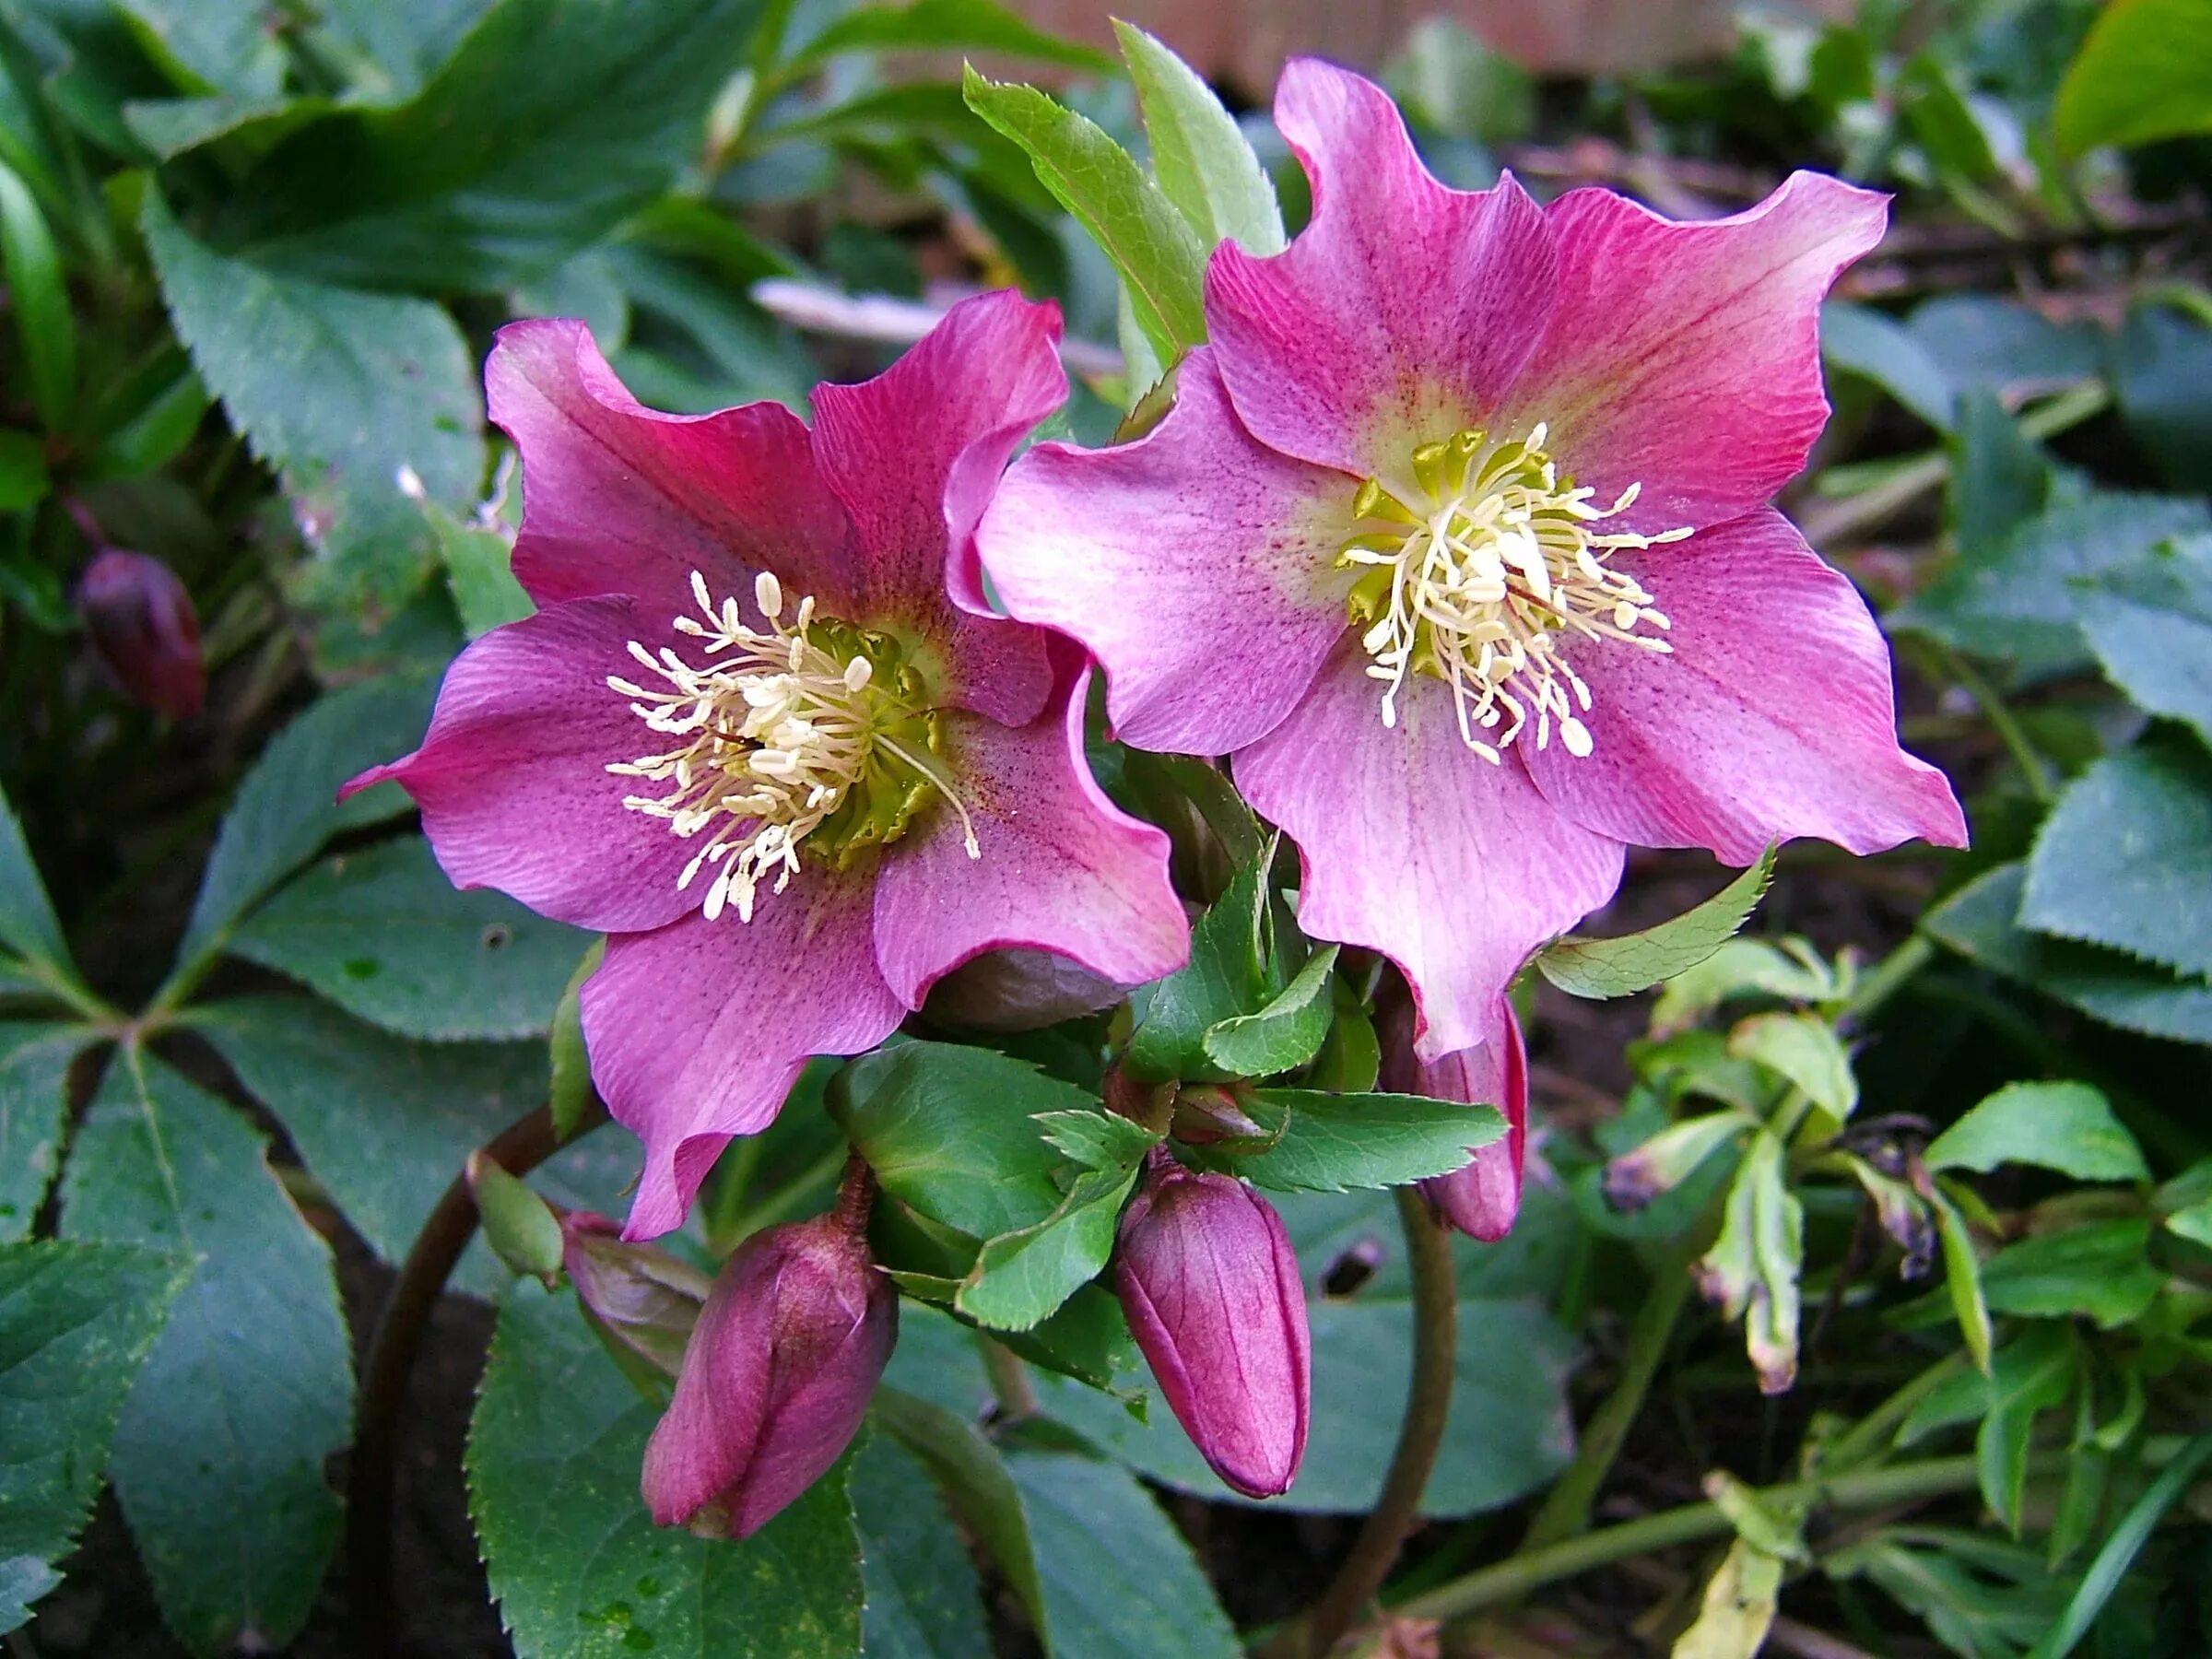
[
  {"left": 975, "top": 60, "right": 1966, "bottom": 1064},
  {"left": 347, "top": 293, "right": 1186, "bottom": 1236},
  {"left": 1114, "top": 1155, "right": 1311, "bottom": 1498},
  {"left": 641, "top": 1209, "right": 895, "bottom": 1538},
  {"left": 1382, "top": 995, "right": 1529, "bottom": 1241}
]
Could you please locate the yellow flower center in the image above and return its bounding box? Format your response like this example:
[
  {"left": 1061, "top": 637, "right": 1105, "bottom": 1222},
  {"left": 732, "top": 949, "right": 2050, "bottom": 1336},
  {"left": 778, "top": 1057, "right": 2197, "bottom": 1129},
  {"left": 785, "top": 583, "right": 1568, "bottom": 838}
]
[
  {"left": 1339, "top": 424, "right": 1688, "bottom": 762},
  {"left": 607, "top": 571, "right": 976, "bottom": 922}
]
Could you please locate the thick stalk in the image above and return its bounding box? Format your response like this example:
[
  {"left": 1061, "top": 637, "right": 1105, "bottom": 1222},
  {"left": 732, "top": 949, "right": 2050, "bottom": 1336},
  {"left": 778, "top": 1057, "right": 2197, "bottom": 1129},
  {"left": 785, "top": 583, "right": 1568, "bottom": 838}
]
[
  {"left": 1278, "top": 1186, "right": 1457, "bottom": 1658},
  {"left": 347, "top": 1101, "right": 602, "bottom": 1658}
]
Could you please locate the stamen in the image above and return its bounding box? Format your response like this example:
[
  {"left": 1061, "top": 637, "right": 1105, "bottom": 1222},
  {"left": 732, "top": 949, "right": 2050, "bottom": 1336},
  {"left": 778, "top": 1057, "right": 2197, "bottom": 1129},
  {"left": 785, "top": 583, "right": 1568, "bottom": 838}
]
[{"left": 1339, "top": 427, "right": 1688, "bottom": 764}]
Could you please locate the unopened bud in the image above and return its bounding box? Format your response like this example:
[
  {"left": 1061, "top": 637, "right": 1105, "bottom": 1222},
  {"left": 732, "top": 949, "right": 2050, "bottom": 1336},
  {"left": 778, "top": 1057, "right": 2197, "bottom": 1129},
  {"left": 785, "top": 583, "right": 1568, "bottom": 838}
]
[
  {"left": 467, "top": 1152, "right": 563, "bottom": 1282},
  {"left": 1383, "top": 996, "right": 1528, "bottom": 1241},
  {"left": 1113, "top": 1157, "right": 1310, "bottom": 1498},
  {"left": 921, "top": 947, "right": 1121, "bottom": 1032},
  {"left": 561, "top": 1212, "right": 712, "bottom": 1381},
  {"left": 641, "top": 1209, "right": 896, "bottom": 1538},
  {"left": 1168, "top": 1084, "right": 1267, "bottom": 1145},
  {"left": 76, "top": 548, "right": 203, "bottom": 720}
]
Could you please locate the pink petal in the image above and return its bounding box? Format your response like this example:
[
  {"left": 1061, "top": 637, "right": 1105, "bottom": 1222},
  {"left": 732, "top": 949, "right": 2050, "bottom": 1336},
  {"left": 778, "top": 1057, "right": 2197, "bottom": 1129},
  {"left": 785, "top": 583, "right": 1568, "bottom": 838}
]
[
  {"left": 582, "top": 866, "right": 905, "bottom": 1240},
  {"left": 1496, "top": 172, "right": 1888, "bottom": 535},
  {"left": 809, "top": 290, "right": 1061, "bottom": 728},
  {"left": 1517, "top": 509, "right": 1967, "bottom": 865},
  {"left": 342, "top": 597, "right": 696, "bottom": 934},
  {"left": 1205, "top": 58, "right": 1556, "bottom": 479},
  {"left": 871, "top": 667, "right": 1188, "bottom": 1006},
  {"left": 973, "top": 351, "right": 1355, "bottom": 756},
  {"left": 487, "top": 318, "right": 860, "bottom": 618},
  {"left": 1235, "top": 641, "right": 1625, "bottom": 1060},
  {"left": 1385, "top": 997, "right": 1529, "bottom": 1242}
]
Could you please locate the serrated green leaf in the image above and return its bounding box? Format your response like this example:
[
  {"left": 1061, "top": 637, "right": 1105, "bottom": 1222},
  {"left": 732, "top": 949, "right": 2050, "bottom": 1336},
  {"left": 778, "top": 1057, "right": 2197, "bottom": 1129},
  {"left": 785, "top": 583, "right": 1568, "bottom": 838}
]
[
  {"left": 1976, "top": 1325, "right": 2076, "bottom": 1534},
  {"left": 2076, "top": 535, "right": 2212, "bottom": 745},
  {"left": 958, "top": 1161, "right": 1140, "bottom": 1332},
  {"left": 1928, "top": 1184, "right": 1994, "bottom": 1374},
  {"left": 0, "top": 1240, "right": 189, "bottom": 1634},
  {"left": 1032, "top": 1109, "right": 1159, "bottom": 1171},
  {"left": 1925, "top": 1080, "right": 2147, "bottom": 1183},
  {"left": 1200, "top": 1089, "right": 1501, "bottom": 1194},
  {"left": 2022, "top": 739, "right": 2212, "bottom": 981},
  {"left": 1124, "top": 860, "right": 1269, "bottom": 1085},
  {"left": 2053, "top": 0, "right": 2212, "bottom": 155},
  {"left": 0, "top": 157, "right": 73, "bottom": 432},
  {"left": 1727, "top": 1011, "right": 1857, "bottom": 1125},
  {"left": 144, "top": 191, "right": 484, "bottom": 620},
  {"left": 875, "top": 1385, "right": 1044, "bottom": 1630},
  {"left": 1537, "top": 847, "right": 1775, "bottom": 1000},
  {"left": 228, "top": 838, "right": 589, "bottom": 1041},
  {"left": 0, "top": 782, "right": 67, "bottom": 977},
  {"left": 1114, "top": 21, "right": 1283, "bottom": 256},
  {"left": 1202, "top": 943, "right": 1337, "bottom": 1077},
  {"left": 962, "top": 65, "right": 1206, "bottom": 367},
  {"left": 469, "top": 1279, "right": 863, "bottom": 1658},
  {"left": 427, "top": 497, "right": 531, "bottom": 639},
  {"left": 853, "top": 1431, "right": 990, "bottom": 1659},
  {"left": 174, "top": 672, "right": 438, "bottom": 982},
  {"left": 1981, "top": 1220, "right": 2162, "bottom": 1329},
  {"left": 59, "top": 1052, "right": 352, "bottom": 1653},
  {"left": 1947, "top": 390, "right": 2053, "bottom": 558},
  {"left": 0, "top": 1023, "right": 86, "bottom": 1242},
  {"left": 1923, "top": 862, "right": 2212, "bottom": 1044}
]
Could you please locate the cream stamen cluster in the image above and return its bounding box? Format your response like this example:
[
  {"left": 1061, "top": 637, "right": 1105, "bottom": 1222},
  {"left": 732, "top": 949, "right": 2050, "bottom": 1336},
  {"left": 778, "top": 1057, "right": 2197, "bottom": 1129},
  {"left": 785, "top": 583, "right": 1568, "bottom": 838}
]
[
  {"left": 1340, "top": 425, "right": 1688, "bottom": 762},
  {"left": 608, "top": 571, "right": 976, "bottom": 922}
]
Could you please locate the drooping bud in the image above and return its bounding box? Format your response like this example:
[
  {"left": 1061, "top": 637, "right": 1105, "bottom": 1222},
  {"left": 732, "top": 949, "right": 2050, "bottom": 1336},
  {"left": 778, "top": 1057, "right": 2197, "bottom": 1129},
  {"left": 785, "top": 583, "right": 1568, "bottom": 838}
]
[
  {"left": 1382, "top": 994, "right": 1528, "bottom": 1241},
  {"left": 1167, "top": 1083, "right": 1268, "bottom": 1146},
  {"left": 1112, "top": 1154, "right": 1310, "bottom": 1498},
  {"left": 1602, "top": 1112, "right": 1750, "bottom": 1214},
  {"left": 921, "top": 947, "right": 1121, "bottom": 1032},
  {"left": 76, "top": 547, "right": 203, "bottom": 720},
  {"left": 641, "top": 1184, "right": 895, "bottom": 1538},
  {"left": 560, "top": 1211, "right": 712, "bottom": 1382}
]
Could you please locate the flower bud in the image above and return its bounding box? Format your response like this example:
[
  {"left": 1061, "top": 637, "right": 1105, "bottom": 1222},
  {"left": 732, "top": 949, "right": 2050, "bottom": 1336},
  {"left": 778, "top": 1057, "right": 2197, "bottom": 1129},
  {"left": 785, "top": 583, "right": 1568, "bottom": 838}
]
[
  {"left": 76, "top": 548, "right": 203, "bottom": 720},
  {"left": 641, "top": 1209, "right": 896, "bottom": 1538},
  {"left": 1168, "top": 1083, "right": 1267, "bottom": 1146},
  {"left": 1382, "top": 995, "right": 1528, "bottom": 1241},
  {"left": 1113, "top": 1158, "right": 1310, "bottom": 1498},
  {"left": 560, "top": 1212, "right": 712, "bottom": 1380},
  {"left": 920, "top": 947, "right": 1121, "bottom": 1031}
]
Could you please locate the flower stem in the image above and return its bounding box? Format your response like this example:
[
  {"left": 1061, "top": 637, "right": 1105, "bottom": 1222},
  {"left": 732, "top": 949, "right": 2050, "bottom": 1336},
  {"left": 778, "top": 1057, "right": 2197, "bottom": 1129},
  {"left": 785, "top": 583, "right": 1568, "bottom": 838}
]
[
  {"left": 1277, "top": 1185, "right": 1457, "bottom": 1658},
  {"left": 347, "top": 1099, "right": 606, "bottom": 1659},
  {"left": 1937, "top": 642, "right": 2056, "bottom": 806}
]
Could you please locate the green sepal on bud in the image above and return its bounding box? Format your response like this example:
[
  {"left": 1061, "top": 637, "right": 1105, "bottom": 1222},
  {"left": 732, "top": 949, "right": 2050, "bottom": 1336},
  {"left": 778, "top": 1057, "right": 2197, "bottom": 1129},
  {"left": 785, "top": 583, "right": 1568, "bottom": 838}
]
[{"left": 467, "top": 1152, "right": 565, "bottom": 1284}]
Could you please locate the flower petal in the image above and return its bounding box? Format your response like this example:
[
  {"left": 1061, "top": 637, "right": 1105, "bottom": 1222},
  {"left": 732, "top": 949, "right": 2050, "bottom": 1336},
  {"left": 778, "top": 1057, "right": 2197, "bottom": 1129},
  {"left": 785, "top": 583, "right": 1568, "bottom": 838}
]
[
  {"left": 871, "top": 667, "right": 1188, "bottom": 1006},
  {"left": 583, "top": 866, "right": 905, "bottom": 1240},
  {"left": 1497, "top": 171, "right": 1888, "bottom": 534},
  {"left": 1518, "top": 510, "right": 1966, "bottom": 865},
  {"left": 809, "top": 289, "right": 1062, "bottom": 726},
  {"left": 1205, "top": 58, "right": 1556, "bottom": 479},
  {"left": 1235, "top": 641, "right": 1625, "bottom": 1060},
  {"left": 487, "top": 318, "right": 859, "bottom": 618},
  {"left": 342, "top": 596, "right": 696, "bottom": 934},
  {"left": 1385, "top": 996, "right": 1529, "bottom": 1242},
  {"left": 974, "top": 351, "right": 1355, "bottom": 756}
]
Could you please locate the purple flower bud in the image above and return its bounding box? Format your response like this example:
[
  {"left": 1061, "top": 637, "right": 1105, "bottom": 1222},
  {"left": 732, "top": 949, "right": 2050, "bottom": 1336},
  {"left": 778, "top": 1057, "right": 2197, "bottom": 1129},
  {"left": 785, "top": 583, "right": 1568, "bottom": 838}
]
[
  {"left": 641, "top": 1210, "right": 896, "bottom": 1538},
  {"left": 76, "top": 549, "right": 203, "bottom": 721},
  {"left": 561, "top": 1212, "right": 712, "bottom": 1380},
  {"left": 1382, "top": 995, "right": 1528, "bottom": 1242},
  {"left": 1113, "top": 1159, "right": 1310, "bottom": 1498}
]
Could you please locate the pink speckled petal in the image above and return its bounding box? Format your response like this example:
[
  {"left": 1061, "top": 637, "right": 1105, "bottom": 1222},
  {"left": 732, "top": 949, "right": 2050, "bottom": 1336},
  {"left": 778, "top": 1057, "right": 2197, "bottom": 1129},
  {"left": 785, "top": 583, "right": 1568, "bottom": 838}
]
[
  {"left": 871, "top": 667, "right": 1188, "bottom": 1006},
  {"left": 1206, "top": 58, "right": 1557, "bottom": 479},
  {"left": 1235, "top": 640, "right": 1625, "bottom": 1061},
  {"left": 1497, "top": 172, "right": 1888, "bottom": 535},
  {"left": 583, "top": 865, "right": 905, "bottom": 1240},
  {"left": 973, "top": 351, "right": 1356, "bottom": 757},
  {"left": 1518, "top": 509, "right": 1967, "bottom": 865},
  {"left": 1385, "top": 996, "right": 1529, "bottom": 1242}
]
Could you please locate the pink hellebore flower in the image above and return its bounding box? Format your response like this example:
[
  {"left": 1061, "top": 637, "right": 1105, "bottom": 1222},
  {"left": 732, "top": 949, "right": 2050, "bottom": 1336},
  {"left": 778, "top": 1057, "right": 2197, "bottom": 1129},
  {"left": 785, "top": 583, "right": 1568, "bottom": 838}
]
[
  {"left": 347, "top": 293, "right": 1187, "bottom": 1237},
  {"left": 1382, "top": 995, "right": 1529, "bottom": 1242},
  {"left": 975, "top": 61, "right": 1966, "bottom": 1065}
]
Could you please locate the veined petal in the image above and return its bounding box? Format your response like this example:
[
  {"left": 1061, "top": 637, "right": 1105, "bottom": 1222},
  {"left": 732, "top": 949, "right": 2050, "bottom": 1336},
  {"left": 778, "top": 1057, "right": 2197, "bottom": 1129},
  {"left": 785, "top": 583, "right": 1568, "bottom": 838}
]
[
  {"left": 1206, "top": 58, "right": 1556, "bottom": 481},
  {"left": 583, "top": 866, "right": 905, "bottom": 1240},
  {"left": 809, "top": 289, "right": 1062, "bottom": 727},
  {"left": 487, "top": 318, "right": 860, "bottom": 618},
  {"left": 1385, "top": 996, "right": 1529, "bottom": 1243},
  {"left": 1235, "top": 640, "right": 1625, "bottom": 1060},
  {"left": 871, "top": 666, "right": 1188, "bottom": 1006},
  {"left": 1497, "top": 171, "right": 1888, "bottom": 535},
  {"left": 341, "top": 597, "right": 695, "bottom": 934},
  {"left": 1518, "top": 509, "right": 1967, "bottom": 865},
  {"left": 973, "top": 351, "right": 1355, "bottom": 757}
]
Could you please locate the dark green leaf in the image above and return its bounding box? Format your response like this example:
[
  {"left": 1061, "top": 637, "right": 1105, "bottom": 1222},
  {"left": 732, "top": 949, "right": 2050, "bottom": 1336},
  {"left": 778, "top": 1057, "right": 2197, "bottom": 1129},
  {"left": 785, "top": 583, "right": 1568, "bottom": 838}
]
[
  {"left": 962, "top": 65, "right": 1206, "bottom": 367},
  {"left": 427, "top": 499, "right": 531, "bottom": 639},
  {"left": 318, "top": 0, "right": 496, "bottom": 101},
  {"left": 1537, "top": 847, "right": 1775, "bottom": 1000},
  {"left": 2053, "top": 0, "right": 2212, "bottom": 154},
  {"left": 875, "top": 1385, "right": 1044, "bottom": 1630},
  {"left": 144, "top": 192, "right": 484, "bottom": 619},
  {"left": 1823, "top": 300, "right": 1955, "bottom": 431},
  {"left": 0, "top": 782, "right": 67, "bottom": 976},
  {"left": 2112, "top": 305, "right": 2212, "bottom": 490},
  {"left": 113, "top": 0, "right": 285, "bottom": 97},
  {"left": 851, "top": 1431, "right": 991, "bottom": 1659},
  {"left": 793, "top": 0, "right": 1111, "bottom": 74},
  {"left": 2076, "top": 535, "right": 2212, "bottom": 745},
  {"left": 1114, "top": 21, "right": 1283, "bottom": 255},
  {"left": 1925, "top": 1080, "right": 2147, "bottom": 1182},
  {"left": 1124, "top": 860, "right": 1268, "bottom": 1084},
  {"left": 59, "top": 1052, "right": 352, "bottom": 1653},
  {"left": 2022, "top": 739, "right": 2212, "bottom": 980},
  {"left": 1930, "top": 1184, "right": 1994, "bottom": 1375},
  {"left": 0, "top": 429, "right": 47, "bottom": 511},
  {"left": 1201, "top": 1089, "right": 1502, "bottom": 1194},
  {"left": 0, "top": 156, "right": 73, "bottom": 431},
  {"left": 1981, "top": 1220, "right": 2162, "bottom": 1329},
  {"left": 228, "top": 838, "right": 589, "bottom": 1041},
  {"left": 0, "top": 1023, "right": 86, "bottom": 1241},
  {"left": 1923, "top": 862, "right": 2212, "bottom": 1044},
  {"left": 1977, "top": 1325, "right": 2076, "bottom": 1534},
  {"left": 1905, "top": 295, "right": 2102, "bottom": 403},
  {"left": 80, "top": 360, "right": 209, "bottom": 481},
  {"left": 2029, "top": 1429, "right": 2212, "bottom": 1659},
  {"left": 1306, "top": 989, "right": 1381, "bottom": 1093},
  {"left": 1201, "top": 944, "right": 1337, "bottom": 1077},
  {"left": 1947, "top": 391, "right": 2053, "bottom": 558},
  {"left": 1005, "top": 1450, "right": 1240, "bottom": 1658},
  {"left": 548, "top": 936, "right": 604, "bottom": 1143},
  {"left": 469, "top": 1279, "right": 863, "bottom": 1657},
  {"left": 0, "top": 1240, "right": 188, "bottom": 1633},
  {"left": 173, "top": 672, "right": 438, "bottom": 976}
]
